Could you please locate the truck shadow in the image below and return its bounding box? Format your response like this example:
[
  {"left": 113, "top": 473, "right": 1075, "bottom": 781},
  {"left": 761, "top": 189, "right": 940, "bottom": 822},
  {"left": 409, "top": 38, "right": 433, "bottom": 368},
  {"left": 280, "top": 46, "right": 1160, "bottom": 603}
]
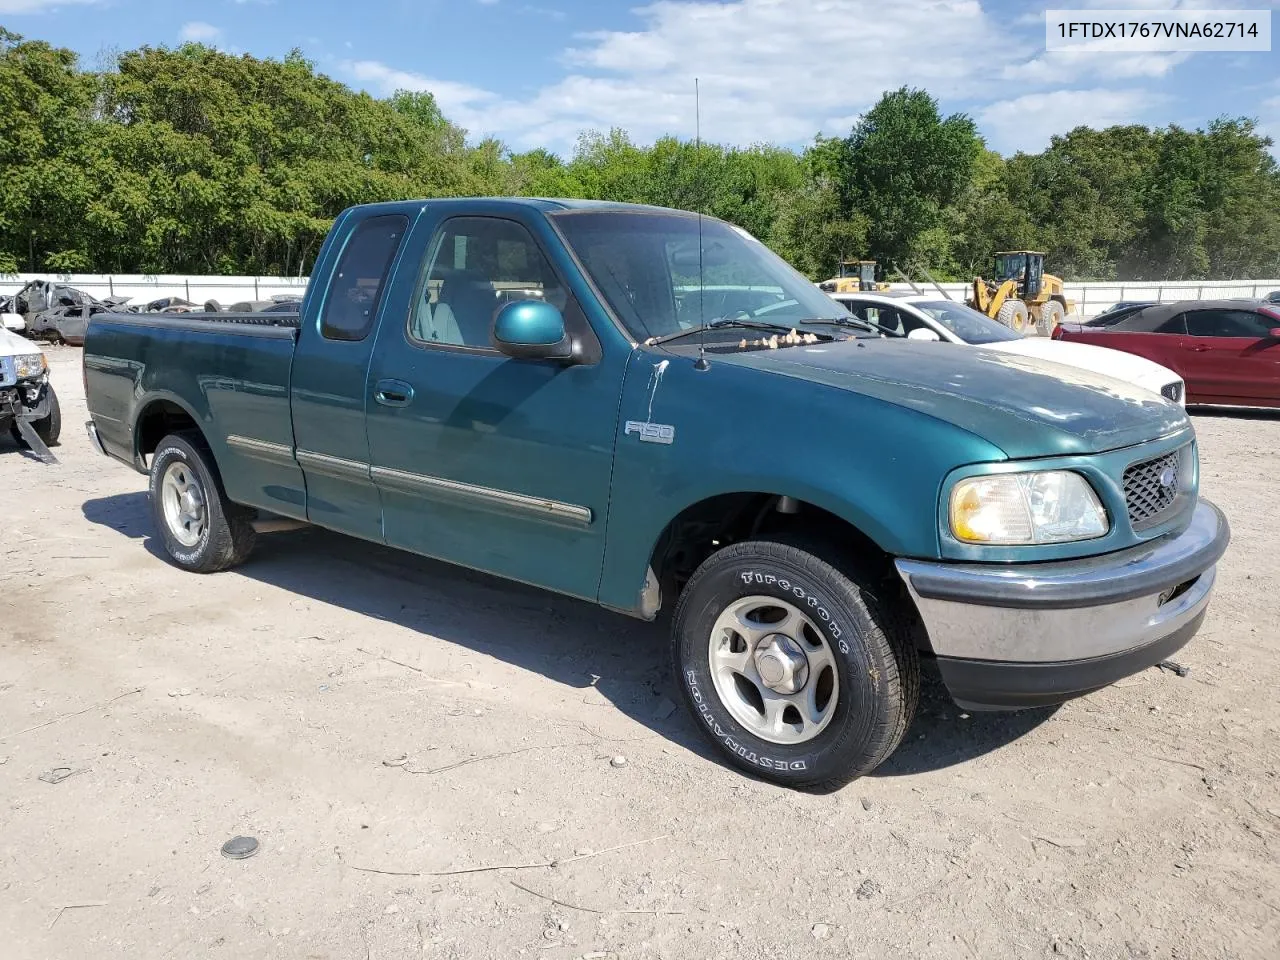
[{"left": 82, "top": 491, "right": 1054, "bottom": 786}]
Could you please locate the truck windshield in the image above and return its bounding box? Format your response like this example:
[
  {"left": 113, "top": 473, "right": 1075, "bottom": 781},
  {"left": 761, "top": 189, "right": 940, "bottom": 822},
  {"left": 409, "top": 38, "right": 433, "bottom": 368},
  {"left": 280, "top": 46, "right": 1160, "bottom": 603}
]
[
  {"left": 913, "top": 301, "right": 1022, "bottom": 345},
  {"left": 552, "top": 210, "right": 853, "bottom": 342}
]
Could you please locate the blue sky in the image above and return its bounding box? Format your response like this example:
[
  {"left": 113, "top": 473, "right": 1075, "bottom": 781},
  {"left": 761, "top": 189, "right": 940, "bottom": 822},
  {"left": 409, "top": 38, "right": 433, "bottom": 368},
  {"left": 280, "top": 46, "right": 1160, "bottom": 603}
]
[{"left": 2, "top": 0, "right": 1278, "bottom": 155}]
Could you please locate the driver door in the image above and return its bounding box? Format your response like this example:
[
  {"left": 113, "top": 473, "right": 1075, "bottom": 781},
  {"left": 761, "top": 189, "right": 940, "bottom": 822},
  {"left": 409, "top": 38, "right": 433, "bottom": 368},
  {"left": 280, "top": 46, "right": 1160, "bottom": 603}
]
[{"left": 363, "top": 208, "right": 626, "bottom": 601}]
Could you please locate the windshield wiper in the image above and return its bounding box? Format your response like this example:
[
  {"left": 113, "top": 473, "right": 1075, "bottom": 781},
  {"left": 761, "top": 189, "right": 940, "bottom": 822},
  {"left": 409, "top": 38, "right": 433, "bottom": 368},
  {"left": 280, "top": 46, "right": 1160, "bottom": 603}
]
[
  {"left": 645, "top": 318, "right": 833, "bottom": 347},
  {"left": 798, "top": 316, "right": 905, "bottom": 338}
]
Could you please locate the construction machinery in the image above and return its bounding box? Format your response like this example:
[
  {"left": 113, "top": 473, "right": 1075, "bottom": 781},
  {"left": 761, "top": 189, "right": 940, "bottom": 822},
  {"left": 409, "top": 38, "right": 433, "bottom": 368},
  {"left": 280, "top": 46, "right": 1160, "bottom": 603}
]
[
  {"left": 969, "top": 251, "right": 1074, "bottom": 337},
  {"left": 819, "top": 260, "right": 890, "bottom": 294}
]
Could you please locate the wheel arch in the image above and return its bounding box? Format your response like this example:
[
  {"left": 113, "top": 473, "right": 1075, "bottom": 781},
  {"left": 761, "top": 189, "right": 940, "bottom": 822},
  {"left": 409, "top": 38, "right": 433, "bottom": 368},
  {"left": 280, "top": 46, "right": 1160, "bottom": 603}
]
[
  {"left": 636, "top": 490, "right": 901, "bottom": 620},
  {"left": 132, "top": 393, "right": 209, "bottom": 470}
]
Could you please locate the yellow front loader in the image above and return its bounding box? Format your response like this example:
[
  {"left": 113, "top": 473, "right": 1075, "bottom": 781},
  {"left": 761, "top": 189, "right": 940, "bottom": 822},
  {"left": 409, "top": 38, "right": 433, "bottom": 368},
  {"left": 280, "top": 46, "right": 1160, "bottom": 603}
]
[
  {"left": 819, "top": 260, "right": 891, "bottom": 294},
  {"left": 969, "top": 251, "right": 1074, "bottom": 337}
]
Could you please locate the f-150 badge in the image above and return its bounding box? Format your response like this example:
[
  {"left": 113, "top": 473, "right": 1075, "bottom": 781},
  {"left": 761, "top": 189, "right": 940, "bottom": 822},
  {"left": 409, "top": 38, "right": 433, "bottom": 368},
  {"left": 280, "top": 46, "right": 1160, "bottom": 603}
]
[{"left": 625, "top": 421, "right": 675, "bottom": 445}]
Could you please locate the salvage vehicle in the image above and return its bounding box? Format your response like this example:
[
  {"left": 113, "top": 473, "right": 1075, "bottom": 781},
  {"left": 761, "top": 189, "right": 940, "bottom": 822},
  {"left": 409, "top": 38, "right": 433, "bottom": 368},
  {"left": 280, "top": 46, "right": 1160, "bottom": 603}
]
[
  {"left": 832, "top": 292, "right": 1186, "bottom": 404},
  {"left": 1, "top": 324, "right": 60, "bottom": 452},
  {"left": 83, "top": 199, "right": 1230, "bottom": 789},
  {"left": 1057, "top": 299, "right": 1280, "bottom": 408}
]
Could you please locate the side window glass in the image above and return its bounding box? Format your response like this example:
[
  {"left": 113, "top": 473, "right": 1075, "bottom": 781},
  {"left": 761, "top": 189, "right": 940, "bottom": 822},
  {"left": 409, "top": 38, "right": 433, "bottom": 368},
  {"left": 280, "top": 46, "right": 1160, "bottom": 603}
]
[
  {"left": 320, "top": 215, "right": 408, "bottom": 342},
  {"left": 1153, "top": 313, "right": 1187, "bottom": 335},
  {"left": 409, "top": 217, "right": 565, "bottom": 349},
  {"left": 871, "top": 307, "right": 905, "bottom": 336},
  {"left": 1219, "top": 310, "right": 1273, "bottom": 337},
  {"left": 1182, "top": 310, "right": 1267, "bottom": 337},
  {"left": 896, "top": 309, "right": 928, "bottom": 335}
]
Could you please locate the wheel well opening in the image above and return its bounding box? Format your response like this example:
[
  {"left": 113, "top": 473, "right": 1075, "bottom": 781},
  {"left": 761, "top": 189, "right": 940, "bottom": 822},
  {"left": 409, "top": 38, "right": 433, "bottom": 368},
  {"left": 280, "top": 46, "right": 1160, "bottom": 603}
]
[
  {"left": 650, "top": 494, "right": 894, "bottom": 605},
  {"left": 136, "top": 401, "right": 200, "bottom": 460}
]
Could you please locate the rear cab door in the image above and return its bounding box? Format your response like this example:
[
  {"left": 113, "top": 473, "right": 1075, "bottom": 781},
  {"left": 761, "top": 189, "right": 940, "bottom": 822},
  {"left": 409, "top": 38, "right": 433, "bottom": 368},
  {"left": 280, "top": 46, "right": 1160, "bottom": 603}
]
[{"left": 290, "top": 205, "right": 420, "bottom": 539}]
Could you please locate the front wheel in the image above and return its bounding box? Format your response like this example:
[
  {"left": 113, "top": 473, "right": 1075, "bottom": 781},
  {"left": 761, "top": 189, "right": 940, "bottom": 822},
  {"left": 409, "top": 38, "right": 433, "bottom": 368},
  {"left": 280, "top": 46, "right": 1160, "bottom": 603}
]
[
  {"left": 33, "top": 384, "right": 60, "bottom": 444},
  {"left": 996, "top": 299, "right": 1029, "bottom": 335},
  {"left": 671, "top": 539, "right": 919, "bottom": 790},
  {"left": 149, "top": 432, "right": 256, "bottom": 572},
  {"left": 8, "top": 384, "right": 60, "bottom": 447}
]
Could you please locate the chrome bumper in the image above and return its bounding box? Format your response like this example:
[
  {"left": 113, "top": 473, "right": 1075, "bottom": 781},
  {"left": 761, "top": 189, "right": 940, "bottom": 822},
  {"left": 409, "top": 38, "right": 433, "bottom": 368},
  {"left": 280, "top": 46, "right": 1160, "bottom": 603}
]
[{"left": 895, "top": 500, "right": 1229, "bottom": 708}]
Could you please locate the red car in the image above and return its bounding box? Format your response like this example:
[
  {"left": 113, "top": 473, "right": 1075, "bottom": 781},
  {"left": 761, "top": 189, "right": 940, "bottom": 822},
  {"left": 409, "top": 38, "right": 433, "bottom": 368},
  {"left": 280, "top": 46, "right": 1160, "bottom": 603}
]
[{"left": 1056, "top": 299, "right": 1280, "bottom": 407}]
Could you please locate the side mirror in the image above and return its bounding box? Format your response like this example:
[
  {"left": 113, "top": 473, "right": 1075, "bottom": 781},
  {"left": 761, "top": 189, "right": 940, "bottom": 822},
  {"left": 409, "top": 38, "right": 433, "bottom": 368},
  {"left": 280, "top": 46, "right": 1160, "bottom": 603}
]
[
  {"left": 1270, "top": 328, "right": 1280, "bottom": 339},
  {"left": 492, "top": 300, "right": 572, "bottom": 360},
  {"left": 907, "top": 327, "right": 941, "bottom": 342}
]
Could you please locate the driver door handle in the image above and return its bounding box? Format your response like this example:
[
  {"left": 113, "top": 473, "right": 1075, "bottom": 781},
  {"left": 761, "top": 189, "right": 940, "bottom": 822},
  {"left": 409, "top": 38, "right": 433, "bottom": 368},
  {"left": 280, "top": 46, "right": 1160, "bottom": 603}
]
[
  {"left": 374, "top": 379, "right": 414, "bottom": 407},
  {"left": 1189, "top": 344, "right": 1211, "bottom": 352}
]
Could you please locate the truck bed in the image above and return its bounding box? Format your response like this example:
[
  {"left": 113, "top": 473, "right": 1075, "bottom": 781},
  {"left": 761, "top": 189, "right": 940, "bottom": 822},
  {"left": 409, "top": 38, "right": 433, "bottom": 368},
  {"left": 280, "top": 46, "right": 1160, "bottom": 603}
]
[{"left": 84, "top": 311, "right": 305, "bottom": 516}]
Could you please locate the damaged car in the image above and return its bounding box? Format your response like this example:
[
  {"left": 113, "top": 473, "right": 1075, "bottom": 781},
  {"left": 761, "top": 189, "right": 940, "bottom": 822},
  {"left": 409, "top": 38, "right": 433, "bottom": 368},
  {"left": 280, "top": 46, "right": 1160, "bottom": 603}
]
[
  {"left": 0, "top": 323, "right": 60, "bottom": 451},
  {"left": 7, "top": 279, "right": 132, "bottom": 345}
]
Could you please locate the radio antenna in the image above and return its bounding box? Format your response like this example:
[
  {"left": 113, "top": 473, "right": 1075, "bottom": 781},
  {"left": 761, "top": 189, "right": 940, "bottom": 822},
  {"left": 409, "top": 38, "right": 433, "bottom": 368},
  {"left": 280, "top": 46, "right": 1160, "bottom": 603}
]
[{"left": 693, "top": 77, "right": 709, "bottom": 372}]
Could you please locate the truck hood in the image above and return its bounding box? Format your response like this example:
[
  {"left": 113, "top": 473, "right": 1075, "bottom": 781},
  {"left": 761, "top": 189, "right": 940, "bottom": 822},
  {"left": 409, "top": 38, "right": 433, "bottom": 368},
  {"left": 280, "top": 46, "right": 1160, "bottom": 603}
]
[
  {"left": 720, "top": 339, "right": 1189, "bottom": 459},
  {"left": 980, "top": 337, "right": 1181, "bottom": 398},
  {"left": 0, "top": 325, "right": 45, "bottom": 358}
]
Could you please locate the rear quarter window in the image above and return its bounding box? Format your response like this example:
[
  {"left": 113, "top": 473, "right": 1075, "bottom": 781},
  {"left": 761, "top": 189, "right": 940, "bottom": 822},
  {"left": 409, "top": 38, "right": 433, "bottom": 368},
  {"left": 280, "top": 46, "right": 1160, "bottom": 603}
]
[{"left": 320, "top": 215, "right": 409, "bottom": 342}]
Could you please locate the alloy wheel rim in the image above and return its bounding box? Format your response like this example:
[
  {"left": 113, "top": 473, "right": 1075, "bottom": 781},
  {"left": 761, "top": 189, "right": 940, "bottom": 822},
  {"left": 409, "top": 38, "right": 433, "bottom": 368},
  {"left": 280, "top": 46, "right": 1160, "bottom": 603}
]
[
  {"left": 707, "top": 595, "right": 839, "bottom": 745},
  {"left": 161, "top": 460, "right": 207, "bottom": 548}
]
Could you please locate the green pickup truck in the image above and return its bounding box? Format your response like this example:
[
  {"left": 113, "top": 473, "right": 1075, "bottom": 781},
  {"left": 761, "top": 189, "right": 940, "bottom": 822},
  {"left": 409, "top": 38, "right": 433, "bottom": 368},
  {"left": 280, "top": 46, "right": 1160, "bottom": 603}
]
[{"left": 83, "top": 199, "right": 1230, "bottom": 789}]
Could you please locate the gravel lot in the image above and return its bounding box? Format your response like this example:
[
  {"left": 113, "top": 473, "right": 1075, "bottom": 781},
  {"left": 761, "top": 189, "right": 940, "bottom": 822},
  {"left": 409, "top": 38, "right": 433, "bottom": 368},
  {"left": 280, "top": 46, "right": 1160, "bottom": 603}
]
[{"left": 2, "top": 347, "right": 1278, "bottom": 960}]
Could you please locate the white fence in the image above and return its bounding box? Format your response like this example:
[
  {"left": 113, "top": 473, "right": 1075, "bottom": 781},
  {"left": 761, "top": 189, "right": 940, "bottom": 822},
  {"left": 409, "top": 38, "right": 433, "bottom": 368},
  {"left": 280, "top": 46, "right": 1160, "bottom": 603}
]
[
  {"left": 3, "top": 273, "right": 1278, "bottom": 318},
  {"left": 888, "top": 279, "right": 1280, "bottom": 317},
  {"left": 0, "top": 273, "right": 310, "bottom": 308}
]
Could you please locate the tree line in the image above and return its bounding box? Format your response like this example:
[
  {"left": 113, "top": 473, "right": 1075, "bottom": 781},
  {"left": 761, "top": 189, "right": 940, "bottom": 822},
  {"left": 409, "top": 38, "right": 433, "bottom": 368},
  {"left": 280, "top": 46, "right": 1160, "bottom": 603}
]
[{"left": 2, "top": 29, "right": 1278, "bottom": 282}]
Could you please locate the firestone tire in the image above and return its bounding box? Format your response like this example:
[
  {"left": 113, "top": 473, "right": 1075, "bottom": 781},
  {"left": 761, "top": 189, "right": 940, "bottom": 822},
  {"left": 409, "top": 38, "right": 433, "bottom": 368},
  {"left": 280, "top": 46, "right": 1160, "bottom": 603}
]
[
  {"left": 671, "top": 539, "right": 919, "bottom": 791},
  {"left": 149, "top": 432, "right": 256, "bottom": 573}
]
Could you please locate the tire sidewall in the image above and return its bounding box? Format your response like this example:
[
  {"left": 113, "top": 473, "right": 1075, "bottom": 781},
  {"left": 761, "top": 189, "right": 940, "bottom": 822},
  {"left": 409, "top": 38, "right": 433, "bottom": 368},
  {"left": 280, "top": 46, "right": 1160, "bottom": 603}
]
[
  {"left": 674, "top": 546, "right": 900, "bottom": 785},
  {"left": 37, "top": 384, "right": 60, "bottom": 444},
  {"left": 149, "top": 438, "right": 215, "bottom": 569}
]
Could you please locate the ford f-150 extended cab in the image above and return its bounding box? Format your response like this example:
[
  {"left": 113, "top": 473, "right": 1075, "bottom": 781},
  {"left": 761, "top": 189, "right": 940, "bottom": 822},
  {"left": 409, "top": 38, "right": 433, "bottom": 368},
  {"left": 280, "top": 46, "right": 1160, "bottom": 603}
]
[{"left": 83, "top": 199, "right": 1230, "bottom": 789}]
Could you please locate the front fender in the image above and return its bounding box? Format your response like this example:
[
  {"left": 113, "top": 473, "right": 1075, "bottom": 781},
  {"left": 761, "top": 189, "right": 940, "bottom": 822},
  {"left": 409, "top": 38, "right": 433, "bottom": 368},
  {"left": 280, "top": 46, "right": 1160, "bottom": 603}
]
[{"left": 595, "top": 350, "right": 1007, "bottom": 614}]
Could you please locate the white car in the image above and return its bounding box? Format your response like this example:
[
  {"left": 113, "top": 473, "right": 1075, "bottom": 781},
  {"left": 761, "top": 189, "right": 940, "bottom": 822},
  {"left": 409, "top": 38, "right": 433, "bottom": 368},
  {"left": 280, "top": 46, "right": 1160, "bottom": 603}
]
[
  {"left": 0, "top": 324, "right": 60, "bottom": 446},
  {"left": 832, "top": 292, "right": 1186, "bottom": 406}
]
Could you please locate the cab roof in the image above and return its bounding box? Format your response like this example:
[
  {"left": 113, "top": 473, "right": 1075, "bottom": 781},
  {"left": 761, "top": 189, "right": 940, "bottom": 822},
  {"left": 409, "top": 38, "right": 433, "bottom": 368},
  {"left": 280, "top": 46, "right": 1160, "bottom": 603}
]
[{"left": 342, "top": 197, "right": 701, "bottom": 217}]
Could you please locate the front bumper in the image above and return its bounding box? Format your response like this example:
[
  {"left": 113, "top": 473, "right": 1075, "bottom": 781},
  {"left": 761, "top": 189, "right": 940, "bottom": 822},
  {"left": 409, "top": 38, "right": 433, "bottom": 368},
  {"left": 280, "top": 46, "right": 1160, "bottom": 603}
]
[{"left": 896, "top": 499, "right": 1229, "bottom": 710}]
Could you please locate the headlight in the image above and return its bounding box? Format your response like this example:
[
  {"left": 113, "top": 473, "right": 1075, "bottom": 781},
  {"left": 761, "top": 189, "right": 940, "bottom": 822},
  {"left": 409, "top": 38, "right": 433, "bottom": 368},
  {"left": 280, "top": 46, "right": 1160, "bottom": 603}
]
[
  {"left": 13, "top": 353, "right": 47, "bottom": 379},
  {"left": 951, "top": 471, "right": 1109, "bottom": 544}
]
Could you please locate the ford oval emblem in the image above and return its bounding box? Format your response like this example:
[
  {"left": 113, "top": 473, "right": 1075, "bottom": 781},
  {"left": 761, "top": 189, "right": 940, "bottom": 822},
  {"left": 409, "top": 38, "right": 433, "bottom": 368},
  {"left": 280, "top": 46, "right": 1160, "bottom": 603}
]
[{"left": 1158, "top": 466, "right": 1177, "bottom": 489}]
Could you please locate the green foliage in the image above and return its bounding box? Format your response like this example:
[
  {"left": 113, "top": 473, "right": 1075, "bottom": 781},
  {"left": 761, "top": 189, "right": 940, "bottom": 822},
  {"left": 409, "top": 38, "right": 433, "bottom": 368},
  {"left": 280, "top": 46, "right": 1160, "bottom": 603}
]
[
  {"left": 1, "top": 31, "right": 1277, "bottom": 282},
  {"left": 833, "top": 88, "right": 982, "bottom": 273}
]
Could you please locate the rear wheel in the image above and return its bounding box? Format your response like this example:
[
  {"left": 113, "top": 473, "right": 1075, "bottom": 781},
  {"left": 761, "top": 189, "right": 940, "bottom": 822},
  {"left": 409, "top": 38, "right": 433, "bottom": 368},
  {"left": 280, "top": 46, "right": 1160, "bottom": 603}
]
[
  {"left": 671, "top": 539, "right": 919, "bottom": 790},
  {"left": 1038, "top": 300, "right": 1064, "bottom": 338},
  {"left": 996, "top": 299, "right": 1029, "bottom": 335},
  {"left": 149, "top": 432, "right": 256, "bottom": 572}
]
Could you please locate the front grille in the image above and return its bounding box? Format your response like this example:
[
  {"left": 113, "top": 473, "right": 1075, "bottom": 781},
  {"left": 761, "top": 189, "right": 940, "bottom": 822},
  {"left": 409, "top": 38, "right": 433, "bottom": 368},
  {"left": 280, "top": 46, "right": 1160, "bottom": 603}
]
[
  {"left": 1124, "top": 446, "right": 1188, "bottom": 530},
  {"left": 1161, "top": 382, "right": 1183, "bottom": 403},
  {"left": 0, "top": 357, "right": 14, "bottom": 388}
]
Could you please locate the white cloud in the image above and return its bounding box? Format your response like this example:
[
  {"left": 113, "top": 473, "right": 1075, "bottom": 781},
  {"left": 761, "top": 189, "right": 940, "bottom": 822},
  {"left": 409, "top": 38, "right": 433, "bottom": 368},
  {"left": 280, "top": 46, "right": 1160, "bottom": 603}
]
[
  {"left": 342, "top": 59, "right": 499, "bottom": 119},
  {"left": 180, "top": 21, "right": 223, "bottom": 43},
  {"left": 978, "top": 89, "right": 1163, "bottom": 153},
  {"left": 1007, "top": 50, "right": 1190, "bottom": 84},
  {"left": 338, "top": 0, "right": 1219, "bottom": 155},
  {"left": 0, "top": 0, "right": 96, "bottom": 11},
  {"left": 347, "top": 0, "right": 1006, "bottom": 150}
]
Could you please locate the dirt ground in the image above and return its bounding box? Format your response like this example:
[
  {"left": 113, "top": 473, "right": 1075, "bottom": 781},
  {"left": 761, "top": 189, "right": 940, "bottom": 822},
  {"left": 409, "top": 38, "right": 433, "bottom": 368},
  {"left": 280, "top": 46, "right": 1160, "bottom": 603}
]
[{"left": 2, "top": 346, "right": 1277, "bottom": 960}]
